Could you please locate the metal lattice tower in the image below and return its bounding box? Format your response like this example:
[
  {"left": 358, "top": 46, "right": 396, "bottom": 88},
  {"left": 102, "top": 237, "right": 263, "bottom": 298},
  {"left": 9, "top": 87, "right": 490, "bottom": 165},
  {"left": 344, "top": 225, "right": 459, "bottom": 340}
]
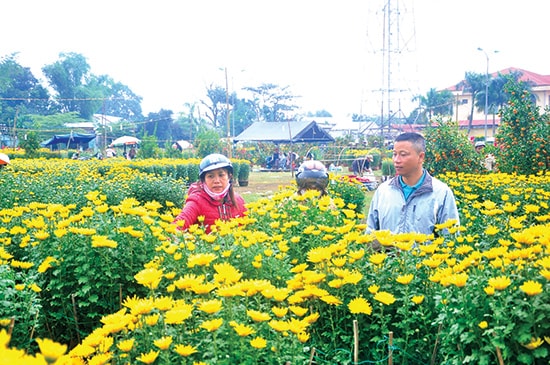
[{"left": 364, "top": 0, "right": 419, "bottom": 136}]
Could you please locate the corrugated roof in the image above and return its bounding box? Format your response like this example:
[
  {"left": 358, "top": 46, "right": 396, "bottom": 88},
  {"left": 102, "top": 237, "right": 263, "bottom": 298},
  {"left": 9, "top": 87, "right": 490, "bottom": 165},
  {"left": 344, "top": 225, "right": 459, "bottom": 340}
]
[{"left": 234, "top": 121, "right": 335, "bottom": 143}]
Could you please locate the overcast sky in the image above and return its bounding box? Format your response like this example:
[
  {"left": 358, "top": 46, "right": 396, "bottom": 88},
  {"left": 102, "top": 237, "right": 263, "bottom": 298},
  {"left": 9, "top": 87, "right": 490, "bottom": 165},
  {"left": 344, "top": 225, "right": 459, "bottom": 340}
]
[{"left": 3, "top": 0, "right": 549, "bottom": 118}]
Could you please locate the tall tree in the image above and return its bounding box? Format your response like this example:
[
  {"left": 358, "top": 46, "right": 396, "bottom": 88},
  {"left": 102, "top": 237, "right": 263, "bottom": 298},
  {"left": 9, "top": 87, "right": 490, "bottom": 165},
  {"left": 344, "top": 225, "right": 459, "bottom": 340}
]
[
  {"left": 0, "top": 54, "right": 51, "bottom": 127},
  {"left": 201, "top": 85, "right": 227, "bottom": 129},
  {"left": 244, "top": 83, "right": 299, "bottom": 122},
  {"left": 140, "top": 109, "right": 173, "bottom": 145},
  {"left": 91, "top": 75, "right": 143, "bottom": 120},
  {"left": 410, "top": 88, "right": 454, "bottom": 124},
  {"left": 43, "top": 52, "right": 142, "bottom": 120},
  {"left": 458, "top": 72, "right": 486, "bottom": 134}
]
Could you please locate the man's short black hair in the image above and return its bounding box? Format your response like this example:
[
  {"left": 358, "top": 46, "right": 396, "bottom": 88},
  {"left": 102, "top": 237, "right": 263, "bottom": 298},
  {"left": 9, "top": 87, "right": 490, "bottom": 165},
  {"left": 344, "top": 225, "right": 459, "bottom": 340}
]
[{"left": 395, "top": 132, "right": 425, "bottom": 153}]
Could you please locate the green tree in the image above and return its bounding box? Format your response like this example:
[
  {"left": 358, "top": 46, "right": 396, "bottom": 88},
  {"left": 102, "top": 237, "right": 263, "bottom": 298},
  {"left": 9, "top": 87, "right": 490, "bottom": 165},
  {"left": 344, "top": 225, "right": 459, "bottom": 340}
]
[
  {"left": 138, "top": 134, "right": 160, "bottom": 159},
  {"left": 194, "top": 128, "right": 222, "bottom": 158},
  {"left": 496, "top": 79, "right": 550, "bottom": 174},
  {"left": 18, "top": 131, "right": 41, "bottom": 157},
  {"left": 459, "top": 72, "right": 486, "bottom": 134},
  {"left": 423, "top": 117, "right": 484, "bottom": 175},
  {"left": 201, "top": 85, "right": 227, "bottom": 129},
  {"left": 411, "top": 88, "right": 454, "bottom": 123},
  {"left": 27, "top": 112, "right": 85, "bottom": 143},
  {"left": 42, "top": 52, "right": 142, "bottom": 120},
  {"left": 244, "top": 83, "right": 298, "bottom": 122},
  {"left": 0, "top": 54, "right": 52, "bottom": 127},
  {"left": 139, "top": 109, "right": 173, "bottom": 146}
]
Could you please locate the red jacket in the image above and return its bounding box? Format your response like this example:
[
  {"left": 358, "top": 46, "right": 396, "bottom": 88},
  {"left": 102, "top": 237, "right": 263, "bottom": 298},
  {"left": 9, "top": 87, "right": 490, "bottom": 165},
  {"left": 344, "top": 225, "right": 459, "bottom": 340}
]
[{"left": 173, "top": 182, "right": 247, "bottom": 233}]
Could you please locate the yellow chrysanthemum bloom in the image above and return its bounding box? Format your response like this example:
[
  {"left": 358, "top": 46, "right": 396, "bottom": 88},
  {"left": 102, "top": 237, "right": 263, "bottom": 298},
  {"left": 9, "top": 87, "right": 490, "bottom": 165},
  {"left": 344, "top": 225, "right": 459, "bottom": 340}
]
[
  {"left": 488, "top": 276, "right": 511, "bottom": 290},
  {"left": 297, "top": 331, "right": 311, "bottom": 343},
  {"left": 134, "top": 267, "right": 163, "bottom": 290},
  {"left": 396, "top": 274, "right": 414, "bottom": 285},
  {"left": 187, "top": 253, "right": 218, "bottom": 268},
  {"left": 374, "top": 291, "right": 396, "bottom": 305},
  {"left": 116, "top": 338, "right": 135, "bottom": 352},
  {"left": 289, "top": 306, "right": 308, "bottom": 317},
  {"left": 250, "top": 337, "right": 267, "bottom": 349},
  {"left": 271, "top": 306, "right": 289, "bottom": 318},
  {"left": 91, "top": 235, "right": 118, "bottom": 249},
  {"left": 348, "top": 297, "right": 372, "bottom": 315},
  {"left": 153, "top": 336, "right": 173, "bottom": 350},
  {"left": 522, "top": 337, "right": 544, "bottom": 350},
  {"left": 230, "top": 321, "right": 255, "bottom": 337},
  {"left": 164, "top": 306, "right": 193, "bottom": 325},
  {"left": 484, "top": 225, "right": 500, "bottom": 236},
  {"left": 137, "top": 350, "right": 159, "bottom": 364},
  {"left": 411, "top": 295, "right": 424, "bottom": 305},
  {"left": 484, "top": 286, "right": 495, "bottom": 296},
  {"left": 519, "top": 280, "right": 543, "bottom": 296},
  {"left": 198, "top": 299, "right": 223, "bottom": 314},
  {"left": 200, "top": 318, "right": 223, "bottom": 332},
  {"left": 478, "top": 321, "right": 488, "bottom": 329},
  {"left": 268, "top": 319, "right": 290, "bottom": 332},
  {"left": 36, "top": 338, "right": 67, "bottom": 363},
  {"left": 369, "top": 252, "right": 387, "bottom": 265},
  {"left": 368, "top": 285, "right": 379, "bottom": 294},
  {"left": 247, "top": 309, "right": 271, "bottom": 322}
]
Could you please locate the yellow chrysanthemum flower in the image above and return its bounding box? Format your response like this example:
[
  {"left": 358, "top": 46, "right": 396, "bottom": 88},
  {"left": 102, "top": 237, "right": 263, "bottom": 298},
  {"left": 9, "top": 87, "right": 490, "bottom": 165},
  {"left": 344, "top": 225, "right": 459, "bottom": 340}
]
[
  {"left": 348, "top": 297, "right": 372, "bottom": 315},
  {"left": 522, "top": 337, "right": 544, "bottom": 350},
  {"left": 36, "top": 338, "right": 67, "bottom": 363},
  {"left": 519, "top": 280, "right": 543, "bottom": 296},
  {"left": 200, "top": 318, "right": 223, "bottom": 332},
  {"left": 153, "top": 336, "right": 173, "bottom": 350},
  {"left": 230, "top": 321, "right": 255, "bottom": 337},
  {"left": 198, "top": 299, "right": 223, "bottom": 314},
  {"left": 116, "top": 338, "right": 135, "bottom": 352},
  {"left": 250, "top": 337, "right": 267, "bottom": 349},
  {"left": 247, "top": 309, "right": 271, "bottom": 322},
  {"left": 396, "top": 274, "right": 414, "bottom": 285},
  {"left": 374, "top": 291, "right": 396, "bottom": 305},
  {"left": 134, "top": 267, "right": 163, "bottom": 290},
  {"left": 488, "top": 276, "right": 511, "bottom": 290},
  {"left": 478, "top": 321, "right": 488, "bottom": 329},
  {"left": 411, "top": 295, "right": 425, "bottom": 305},
  {"left": 369, "top": 252, "right": 387, "bottom": 265},
  {"left": 271, "top": 306, "right": 289, "bottom": 318},
  {"left": 137, "top": 350, "right": 159, "bottom": 364}
]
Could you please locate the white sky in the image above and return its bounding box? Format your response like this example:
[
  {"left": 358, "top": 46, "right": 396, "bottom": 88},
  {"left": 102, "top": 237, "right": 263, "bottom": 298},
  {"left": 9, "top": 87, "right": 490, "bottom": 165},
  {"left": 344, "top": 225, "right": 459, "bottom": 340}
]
[{"left": 3, "top": 0, "right": 550, "bottom": 118}]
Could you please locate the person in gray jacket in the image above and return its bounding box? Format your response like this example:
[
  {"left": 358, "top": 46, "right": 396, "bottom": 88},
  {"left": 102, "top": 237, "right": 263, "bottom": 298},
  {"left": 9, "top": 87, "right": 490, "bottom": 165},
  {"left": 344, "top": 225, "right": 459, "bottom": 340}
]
[{"left": 366, "top": 132, "right": 459, "bottom": 235}]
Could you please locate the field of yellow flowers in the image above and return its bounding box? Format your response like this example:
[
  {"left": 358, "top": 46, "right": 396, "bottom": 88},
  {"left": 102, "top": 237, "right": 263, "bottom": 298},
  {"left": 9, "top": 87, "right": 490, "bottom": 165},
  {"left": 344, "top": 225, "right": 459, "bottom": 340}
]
[{"left": 1, "top": 158, "right": 549, "bottom": 365}]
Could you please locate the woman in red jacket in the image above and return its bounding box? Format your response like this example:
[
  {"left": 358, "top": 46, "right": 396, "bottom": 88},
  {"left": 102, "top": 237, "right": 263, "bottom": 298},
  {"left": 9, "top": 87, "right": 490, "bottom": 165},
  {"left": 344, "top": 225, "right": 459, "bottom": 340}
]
[{"left": 173, "top": 154, "right": 247, "bottom": 233}]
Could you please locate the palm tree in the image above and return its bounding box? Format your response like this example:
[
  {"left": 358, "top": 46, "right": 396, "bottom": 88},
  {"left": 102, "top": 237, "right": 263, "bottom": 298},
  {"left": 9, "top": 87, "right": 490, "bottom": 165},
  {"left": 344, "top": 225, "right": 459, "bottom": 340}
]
[
  {"left": 460, "top": 72, "right": 486, "bottom": 134},
  {"left": 411, "top": 88, "right": 454, "bottom": 124}
]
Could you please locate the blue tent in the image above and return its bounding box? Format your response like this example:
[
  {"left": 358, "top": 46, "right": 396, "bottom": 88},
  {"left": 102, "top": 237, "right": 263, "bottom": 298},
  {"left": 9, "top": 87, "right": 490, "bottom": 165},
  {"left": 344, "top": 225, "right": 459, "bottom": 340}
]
[{"left": 40, "top": 133, "right": 97, "bottom": 149}]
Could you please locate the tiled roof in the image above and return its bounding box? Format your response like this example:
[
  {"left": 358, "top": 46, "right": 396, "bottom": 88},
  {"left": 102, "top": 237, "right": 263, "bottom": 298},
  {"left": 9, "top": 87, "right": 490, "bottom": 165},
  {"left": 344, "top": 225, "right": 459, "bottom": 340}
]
[{"left": 446, "top": 67, "right": 550, "bottom": 91}]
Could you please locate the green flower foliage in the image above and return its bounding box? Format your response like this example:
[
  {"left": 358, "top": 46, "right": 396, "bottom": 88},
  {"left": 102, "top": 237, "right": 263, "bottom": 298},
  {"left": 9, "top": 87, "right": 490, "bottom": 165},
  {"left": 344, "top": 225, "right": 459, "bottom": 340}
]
[
  {"left": 496, "top": 79, "right": 550, "bottom": 174},
  {"left": 424, "top": 117, "right": 484, "bottom": 175}
]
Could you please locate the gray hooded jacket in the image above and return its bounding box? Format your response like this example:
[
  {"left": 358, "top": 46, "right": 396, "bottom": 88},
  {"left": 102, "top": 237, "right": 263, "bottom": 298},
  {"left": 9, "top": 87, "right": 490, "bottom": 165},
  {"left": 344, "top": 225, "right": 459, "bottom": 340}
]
[{"left": 366, "top": 170, "right": 459, "bottom": 235}]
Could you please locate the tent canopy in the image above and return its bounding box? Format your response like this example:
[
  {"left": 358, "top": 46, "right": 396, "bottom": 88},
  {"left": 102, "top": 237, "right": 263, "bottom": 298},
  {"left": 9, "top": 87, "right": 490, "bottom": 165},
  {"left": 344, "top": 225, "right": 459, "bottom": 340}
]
[
  {"left": 234, "top": 121, "right": 334, "bottom": 144},
  {"left": 40, "top": 133, "right": 97, "bottom": 148}
]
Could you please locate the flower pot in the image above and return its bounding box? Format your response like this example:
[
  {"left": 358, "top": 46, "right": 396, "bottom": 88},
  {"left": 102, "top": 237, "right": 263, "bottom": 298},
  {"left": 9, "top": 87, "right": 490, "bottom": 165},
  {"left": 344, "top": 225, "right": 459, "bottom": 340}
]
[{"left": 238, "top": 180, "right": 249, "bottom": 187}]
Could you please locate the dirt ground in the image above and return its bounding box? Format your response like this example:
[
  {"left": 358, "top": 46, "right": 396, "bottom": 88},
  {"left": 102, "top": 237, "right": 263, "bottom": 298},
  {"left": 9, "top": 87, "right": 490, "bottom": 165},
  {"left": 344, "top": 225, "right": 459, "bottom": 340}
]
[{"left": 233, "top": 170, "right": 295, "bottom": 197}]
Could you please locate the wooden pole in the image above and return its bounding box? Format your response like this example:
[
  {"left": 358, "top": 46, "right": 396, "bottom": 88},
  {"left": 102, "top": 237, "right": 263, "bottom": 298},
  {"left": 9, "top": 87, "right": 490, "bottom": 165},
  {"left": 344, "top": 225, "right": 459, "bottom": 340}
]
[
  {"left": 8, "top": 317, "right": 15, "bottom": 336},
  {"left": 388, "top": 331, "right": 393, "bottom": 365},
  {"left": 430, "top": 323, "right": 443, "bottom": 365},
  {"left": 308, "top": 347, "right": 316, "bottom": 365},
  {"left": 71, "top": 294, "right": 81, "bottom": 343},
  {"left": 353, "top": 319, "right": 359, "bottom": 363}
]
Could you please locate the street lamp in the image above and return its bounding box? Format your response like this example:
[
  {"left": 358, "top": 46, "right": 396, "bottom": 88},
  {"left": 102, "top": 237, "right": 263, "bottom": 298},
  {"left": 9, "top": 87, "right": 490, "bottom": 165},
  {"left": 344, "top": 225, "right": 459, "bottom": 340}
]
[
  {"left": 477, "top": 47, "right": 498, "bottom": 140},
  {"left": 219, "top": 67, "right": 231, "bottom": 158}
]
